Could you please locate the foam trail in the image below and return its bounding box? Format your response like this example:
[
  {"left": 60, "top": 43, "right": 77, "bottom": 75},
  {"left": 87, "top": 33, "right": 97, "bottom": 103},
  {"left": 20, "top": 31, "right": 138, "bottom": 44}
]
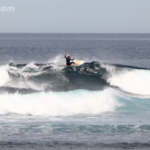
[{"left": 0, "top": 89, "right": 121, "bottom": 116}]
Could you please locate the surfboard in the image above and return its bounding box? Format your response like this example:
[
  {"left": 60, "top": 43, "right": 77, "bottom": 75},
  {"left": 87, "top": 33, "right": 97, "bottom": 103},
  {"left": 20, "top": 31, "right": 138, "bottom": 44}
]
[{"left": 71, "top": 60, "right": 84, "bottom": 66}]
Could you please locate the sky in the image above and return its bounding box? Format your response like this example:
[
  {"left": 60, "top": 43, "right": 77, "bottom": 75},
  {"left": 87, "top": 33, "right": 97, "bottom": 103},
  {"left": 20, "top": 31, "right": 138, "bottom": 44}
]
[{"left": 0, "top": 0, "right": 150, "bottom": 33}]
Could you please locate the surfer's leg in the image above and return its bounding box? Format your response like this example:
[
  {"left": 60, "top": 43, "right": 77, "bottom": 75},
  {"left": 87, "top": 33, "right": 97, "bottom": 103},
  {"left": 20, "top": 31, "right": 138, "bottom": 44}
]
[
  {"left": 70, "top": 62, "right": 75, "bottom": 65},
  {"left": 67, "top": 62, "right": 75, "bottom": 66},
  {"left": 67, "top": 63, "right": 71, "bottom": 66}
]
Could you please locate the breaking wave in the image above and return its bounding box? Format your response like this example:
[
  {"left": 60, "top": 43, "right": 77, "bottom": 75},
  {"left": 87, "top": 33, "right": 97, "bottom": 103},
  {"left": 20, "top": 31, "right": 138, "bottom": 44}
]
[
  {"left": 0, "top": 61, "right": 149, "bottom": 96},
  {"left": 0, "top": 61, "right": 149, "bottom": 116}
]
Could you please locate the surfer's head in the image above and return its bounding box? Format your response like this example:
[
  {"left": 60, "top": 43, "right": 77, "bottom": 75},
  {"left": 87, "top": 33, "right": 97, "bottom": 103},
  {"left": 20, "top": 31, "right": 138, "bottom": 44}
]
[{"left": 67, "top": 56, "right": 70, "bottom": 58}]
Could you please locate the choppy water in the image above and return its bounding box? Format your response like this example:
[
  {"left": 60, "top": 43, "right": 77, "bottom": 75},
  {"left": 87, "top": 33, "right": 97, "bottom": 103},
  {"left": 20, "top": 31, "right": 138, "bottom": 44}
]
[{"left": 0, "top": 33, "right": 150, "bottom": 149}]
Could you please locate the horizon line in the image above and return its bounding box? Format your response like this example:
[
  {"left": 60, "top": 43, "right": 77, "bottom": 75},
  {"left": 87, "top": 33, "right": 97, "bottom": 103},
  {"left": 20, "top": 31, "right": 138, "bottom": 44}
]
[{"left": 0, "top": 32, "right": 150, "bottom": 34}]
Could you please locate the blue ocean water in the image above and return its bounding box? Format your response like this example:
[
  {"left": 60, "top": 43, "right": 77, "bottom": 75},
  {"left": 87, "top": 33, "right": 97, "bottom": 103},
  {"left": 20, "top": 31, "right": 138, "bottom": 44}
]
[{"left": 0, "top": 33, "right": 150, "bottom": 149}]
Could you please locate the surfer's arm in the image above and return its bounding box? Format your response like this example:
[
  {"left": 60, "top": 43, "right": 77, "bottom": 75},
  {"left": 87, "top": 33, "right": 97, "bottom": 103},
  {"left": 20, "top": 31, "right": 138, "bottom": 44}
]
[
  {"left": 71, "top": 58, "right": 75, "bottom": 60},
  {"left": 64, "top": 53, "right": 67, "bottom": 58}
]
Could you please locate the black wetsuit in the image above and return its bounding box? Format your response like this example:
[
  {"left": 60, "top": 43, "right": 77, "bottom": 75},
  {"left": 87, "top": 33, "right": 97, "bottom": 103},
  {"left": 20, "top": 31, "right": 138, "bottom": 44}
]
[{"left": 64, "top": 54, "right": 75, "bottom": 66}]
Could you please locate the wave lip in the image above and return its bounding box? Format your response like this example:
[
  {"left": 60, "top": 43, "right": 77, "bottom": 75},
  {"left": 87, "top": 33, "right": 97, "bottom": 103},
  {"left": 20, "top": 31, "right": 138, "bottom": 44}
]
[{"left": 105, "top": 64, "right": 150, "bottom": 96}]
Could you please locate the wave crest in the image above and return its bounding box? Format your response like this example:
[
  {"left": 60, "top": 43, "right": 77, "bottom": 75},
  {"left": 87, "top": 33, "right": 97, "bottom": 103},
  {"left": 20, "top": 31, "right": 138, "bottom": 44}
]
[{"left": 0, "top": 62, "right": 150, "bottom": 96}]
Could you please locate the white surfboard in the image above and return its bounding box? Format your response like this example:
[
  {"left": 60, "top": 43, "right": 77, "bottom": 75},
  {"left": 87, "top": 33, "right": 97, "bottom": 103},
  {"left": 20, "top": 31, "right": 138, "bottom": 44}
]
[{"left": 71, "top": 60, "right": 84, "bottom": 66}]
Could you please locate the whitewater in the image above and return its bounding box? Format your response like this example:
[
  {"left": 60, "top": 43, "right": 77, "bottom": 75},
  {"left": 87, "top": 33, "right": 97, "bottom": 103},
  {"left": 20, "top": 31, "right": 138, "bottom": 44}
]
[
  {"left": 0, "top": 33, "right": 150, "bottom": 150},
  {"left": 0, "top": 61, "right": 149, "bottom": 115}
]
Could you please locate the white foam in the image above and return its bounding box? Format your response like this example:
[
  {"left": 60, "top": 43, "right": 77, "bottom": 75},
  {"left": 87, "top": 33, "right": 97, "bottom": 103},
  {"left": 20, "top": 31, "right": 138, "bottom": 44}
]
[
  {"left": 6, "top": 63, "right": 47, "bottom": 91},
  {"left": 0, "top": 88, "right": 121, "bottom": 116},
  {"left": 0, "top": 65, "right": 10, "bottom": 86},
  {"left": 107, "top": 68, "right": 150, "bottom": 95},
  {"left": 21, "top": 62, "right": 38, "bottom": 72}
]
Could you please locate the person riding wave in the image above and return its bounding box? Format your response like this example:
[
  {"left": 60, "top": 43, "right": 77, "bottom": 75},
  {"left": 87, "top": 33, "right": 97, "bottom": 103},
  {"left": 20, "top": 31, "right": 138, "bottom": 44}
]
[{"left": 64, "top": 53, "right": 75, "bottom": 66}]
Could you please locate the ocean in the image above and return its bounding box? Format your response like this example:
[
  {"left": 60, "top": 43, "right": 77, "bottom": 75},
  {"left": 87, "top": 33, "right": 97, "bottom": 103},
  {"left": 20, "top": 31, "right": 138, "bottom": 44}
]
[{"left": 0, "top": 33, "right": 150, "bottom": 150}]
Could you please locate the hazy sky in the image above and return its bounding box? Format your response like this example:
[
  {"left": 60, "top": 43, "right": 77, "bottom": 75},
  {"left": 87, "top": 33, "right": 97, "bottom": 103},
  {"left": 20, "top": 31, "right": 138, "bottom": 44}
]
[{"left": 0, "top": 0, "right": 150, "bottom": 33}]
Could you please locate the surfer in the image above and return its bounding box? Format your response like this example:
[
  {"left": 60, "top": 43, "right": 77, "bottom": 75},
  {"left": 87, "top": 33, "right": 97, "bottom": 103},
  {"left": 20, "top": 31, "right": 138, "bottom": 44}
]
[{"left": 64, "top": 53, "right": 75, "bottom": 66}]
